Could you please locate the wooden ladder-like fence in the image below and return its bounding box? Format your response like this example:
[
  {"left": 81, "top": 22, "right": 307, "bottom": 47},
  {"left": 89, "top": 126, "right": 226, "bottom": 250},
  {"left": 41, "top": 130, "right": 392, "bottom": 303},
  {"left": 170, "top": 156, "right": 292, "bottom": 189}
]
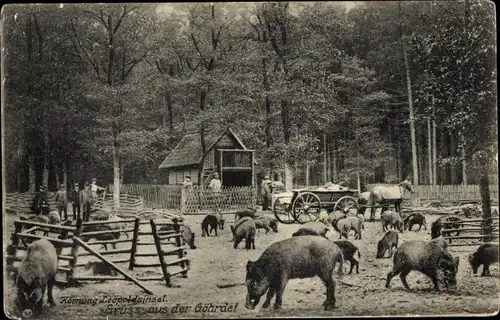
[
  {"left": 443, "top": 216, "right": 500, "bottom": 247},
  {"left": 6, "top": 216, "right": 190, "bottom": 290}
]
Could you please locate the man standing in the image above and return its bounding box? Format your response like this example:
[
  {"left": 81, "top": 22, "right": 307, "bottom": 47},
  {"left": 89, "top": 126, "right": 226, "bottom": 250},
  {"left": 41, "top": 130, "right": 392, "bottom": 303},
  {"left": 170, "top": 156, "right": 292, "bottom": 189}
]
[
  {"left": 90, "top": 178, "right": 106, "bottom": 201},
  {"left": 209, "top": 172, "right": 222, "bottom": 213},
  {"left": 80, "top": 182, "right": 93, "bottom": 222},
  {"left": 69, "top": 183, "right": 81, "bottom": 220},
  {"left": 261, "top": 175, "right": 272, "bottom": 211},
  {"left": 183, "top": 176, "right": 193, "bottom": 189},
  {"left": 55, "top": 184, "right": 69, "bottom": 221},
  {"left": 31, "top": 185, "right": 49, "bottom": 215}
]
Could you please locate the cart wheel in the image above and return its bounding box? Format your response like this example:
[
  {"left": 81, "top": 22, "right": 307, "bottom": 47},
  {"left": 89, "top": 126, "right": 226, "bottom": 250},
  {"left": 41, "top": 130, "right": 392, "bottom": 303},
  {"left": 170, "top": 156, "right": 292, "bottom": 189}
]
[
  {"left": 273, "top": 198, "right": 295, "bottom": 224},
  {"left": 334, "top": 196, "right": 358, "bottom": 214},
  {"left": 293, "top": 192, "right": 322, "bottom": 224}
]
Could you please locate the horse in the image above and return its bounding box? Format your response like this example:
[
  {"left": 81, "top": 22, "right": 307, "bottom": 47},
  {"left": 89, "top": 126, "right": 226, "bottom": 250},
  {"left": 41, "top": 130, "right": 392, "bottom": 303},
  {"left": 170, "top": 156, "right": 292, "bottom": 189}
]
[{"left": 365, "top": 179, "right": 415, "bottom": 221}]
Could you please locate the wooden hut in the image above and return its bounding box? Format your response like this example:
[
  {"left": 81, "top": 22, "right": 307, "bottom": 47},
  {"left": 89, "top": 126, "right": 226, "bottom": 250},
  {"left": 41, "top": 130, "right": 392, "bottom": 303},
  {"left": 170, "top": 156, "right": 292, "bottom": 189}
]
[{"left": 159, "top": 129, "right": 256, "bottom": 187}]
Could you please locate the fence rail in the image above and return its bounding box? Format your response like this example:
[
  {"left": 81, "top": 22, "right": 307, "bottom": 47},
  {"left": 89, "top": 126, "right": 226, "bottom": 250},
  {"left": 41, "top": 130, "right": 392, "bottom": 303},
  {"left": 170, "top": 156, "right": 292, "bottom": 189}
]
[
  {"left": 109, "top": 184, "right": 182, "bottom": 209},
  {"left": 99, "top": 183, "right": 500, "bottom": 213},
  {"left": 107, "top": 184, "right": 258, "bottom": 214},
  {"left": 365, "top": 184, "right": 499, "bottom": 205},
  {"left": 180, "top": 186, "right": 257, "bottom": 214}
]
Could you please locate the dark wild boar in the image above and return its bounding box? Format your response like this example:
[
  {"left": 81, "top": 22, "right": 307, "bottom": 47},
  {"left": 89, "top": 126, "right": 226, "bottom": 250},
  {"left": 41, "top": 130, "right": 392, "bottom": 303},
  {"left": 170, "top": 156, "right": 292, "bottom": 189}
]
[
  {"left": 404, "top": 213, "right": 427, "bottom": 232},
  {"left": 159, "top": 223, "right": 197, "bottom": 249},
  {"left": 376, "top": 231, "right": 399, "bottom": 259},
  {"left": 201, "top": 214, "right": 220, "bottom": 237},
  {"left": 16, "top": 239, "right": 58, "bottom": 314},
  {"left": 468, "top": 243, "right": 499, "bottom": 276},
  {"left": 292, "top": 228, "right": 322, "bottom": 237},
  {"left": 80, "top": 224, "right": 121, "bottom": 250},
  {"left": 234, "top": 207, "right": 257, "bottom": 221},
  {"left": 333, "top": 240, "right": 361, "bottom": 274},
  {"left": 294, "top": 222, "right": 330, "bottom": 238},
  {"left": 431, "top": 216, "right": 463, "bottom": 243},
  {"left": 386, "top": 240, "right": 459, "bottom": 292},
  {"left": 245, "top": 236, "right": 343, "bottom": 311},
  {"left": 381, "top": 210, "right": 403, "bottom": 232}
]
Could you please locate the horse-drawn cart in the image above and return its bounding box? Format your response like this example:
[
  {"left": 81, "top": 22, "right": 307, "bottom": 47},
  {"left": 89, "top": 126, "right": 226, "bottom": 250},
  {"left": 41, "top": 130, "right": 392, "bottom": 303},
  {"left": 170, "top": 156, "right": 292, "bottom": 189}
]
[{"left": 272, "top": 188, "right": 359, "bottom": 224}]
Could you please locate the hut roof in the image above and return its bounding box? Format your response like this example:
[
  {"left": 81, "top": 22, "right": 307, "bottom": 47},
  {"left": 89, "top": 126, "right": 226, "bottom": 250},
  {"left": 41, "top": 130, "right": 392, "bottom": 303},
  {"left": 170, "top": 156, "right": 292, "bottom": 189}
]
[{"left": 159, "top": 128, "right": 254, "bottom": 169}]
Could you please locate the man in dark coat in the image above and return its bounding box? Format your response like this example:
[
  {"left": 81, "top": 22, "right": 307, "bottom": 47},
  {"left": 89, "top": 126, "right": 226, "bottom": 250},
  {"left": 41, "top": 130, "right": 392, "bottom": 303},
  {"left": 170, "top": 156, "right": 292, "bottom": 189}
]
[
  {"left": 31, "top": 185, "right": 49, "bottom": 215},
  {"left": 80, "top": 182, "right": 93, "bottom": 222},
  {"left": 69, "top": 183, "right": 81, "bottom": 220},
  {"left": 55, "top": 184, "right": 69, "bottom": 221}
]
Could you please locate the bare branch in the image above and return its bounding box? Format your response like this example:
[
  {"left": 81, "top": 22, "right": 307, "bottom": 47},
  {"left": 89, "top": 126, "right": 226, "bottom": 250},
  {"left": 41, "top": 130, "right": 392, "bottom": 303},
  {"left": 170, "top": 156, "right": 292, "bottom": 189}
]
[
  {"left": 83, "top": 9, "right": 108, "bottom": 28},
  {"left": 190, "top": 33, "right": 207, "bottom": 68},
  {"left": 113, "top": 5, "right": 139, "bottom": 35},
  {"left": 69, "top": 18, "right": 104, "bottom": 83},
  {"left": 123, "top": 50, "right": 149, "bottom": 79}
]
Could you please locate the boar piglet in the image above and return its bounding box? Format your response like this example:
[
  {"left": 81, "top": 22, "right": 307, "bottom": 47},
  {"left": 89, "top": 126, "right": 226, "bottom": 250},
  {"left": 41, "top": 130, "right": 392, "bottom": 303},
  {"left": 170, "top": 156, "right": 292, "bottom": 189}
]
[
  {"left": 469, "top": 244, "right": 499, "bottom": 277},
  {"left": 376, "top": 231, "right": 399, "bottom": 259}
]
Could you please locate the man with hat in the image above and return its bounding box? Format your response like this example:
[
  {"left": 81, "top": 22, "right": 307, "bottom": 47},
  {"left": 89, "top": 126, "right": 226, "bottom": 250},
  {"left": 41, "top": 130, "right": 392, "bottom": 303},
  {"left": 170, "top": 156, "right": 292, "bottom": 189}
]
[
  {"left": 55, "top": 183, "right": 69, "bottom": 221},
  {"left": 261, "top": 175, "right": 273, "bottom": 211},
  {"left": 31, "top": 185, "right": 49, "bottom": 215},
  {"left": 69, "top": 182, "right": 81, "bottom": 220},
  {"left": 80, "top": 182, "right": 93, "bottom": 222}
]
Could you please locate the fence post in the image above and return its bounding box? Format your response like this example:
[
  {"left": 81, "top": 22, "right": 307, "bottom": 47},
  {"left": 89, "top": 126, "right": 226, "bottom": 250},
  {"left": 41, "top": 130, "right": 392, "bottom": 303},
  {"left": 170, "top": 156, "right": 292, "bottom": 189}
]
[
  {"left": 173, "top": 219, "right": 188, "bottom": 278},
  {"left": 180, "top": 188, "right": 186, "bottom": 214},
  {"left": 68, "top": 218, "right": 83, "bottom": 286},
  {"left": 129, "top": 217, "right": 141, "bottom": 271}
]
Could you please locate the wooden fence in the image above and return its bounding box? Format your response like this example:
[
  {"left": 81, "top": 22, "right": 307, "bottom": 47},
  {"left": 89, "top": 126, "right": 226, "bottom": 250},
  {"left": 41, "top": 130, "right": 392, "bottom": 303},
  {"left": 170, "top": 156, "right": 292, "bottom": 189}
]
[
  {"left": 4, "top": 192, "right": 145, "bottom": 216},
  {"left": 110, "top": 184, "right": 258, "bottom": 214},
  {"left": 109, "top": 184, "right": 182, "bottom": 209},
  {"left": 295, "top": 184, "right": 499, "bottom": 206},
  {"left": 442, "top": 216, "right": 499, "bottom": 247},
  {"left": 6, "top": 216, "right": 190, "bottom": 289},
  {"left": 365, "top": 184, "right": 499, "bottom": 206},
  {"left": 181, "top": 185, "right": 257, "bottom": 214}
]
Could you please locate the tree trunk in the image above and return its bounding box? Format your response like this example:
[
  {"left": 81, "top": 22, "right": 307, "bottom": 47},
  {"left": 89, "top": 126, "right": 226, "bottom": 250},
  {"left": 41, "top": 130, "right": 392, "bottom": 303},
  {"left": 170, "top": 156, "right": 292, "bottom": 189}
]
[
  {"left": 323, "top": 132, "right": 327, "bottom": 184},
  {"left": 112, "top": 125, "right": 120, "bottom": 209},
  {"left": 396, "top": 143, "right": 401, "bottom": 181},
  {"left": 28, "top": 151, "right": 36, "bottom": 193},
  {"left": 120, "top": 162, "right": 124, "bottom": 185},
  {"left": 63, "top": 157, "right": 68, "bottom": 190},
  {"left": 332, "top": 145, "right": 338, "bottom": 183},
  {"left": 42, "top": 133, "right": 49, "bottom": 187},
  {"left": 450, "top": 132, "right": 457, "bottom": 184},
  {"left": 417, "top": 126, "right": 424, "bottom": 185},
  {"left": 461, "top": 135, "right": 467, "bottom": 185},
  {"left": 400, "top": 2, "right": 418, "bottom": 186},
  {"left": 479, "top": 166, "right": 493, "bottom": 242},
  {"left": 198, "top": 90, "right": 208, "bottom": 187},
  {"left": 427, "top": 117, "right": 432, "bottom": 185},
  {"left": 305, "top": 163, "right": 310, "bottom": 185},
  {"left": 281, "top": 99, "right": 293, "bottom": 191},
  {"left": 439, "top": 128, "right": 446, "bottom": 184},
  {"left": 166, "top": 92, "right": 173, "bottom": 133},
  {"left": 432, "top": 98, "right": 437, "bottom": 184}
]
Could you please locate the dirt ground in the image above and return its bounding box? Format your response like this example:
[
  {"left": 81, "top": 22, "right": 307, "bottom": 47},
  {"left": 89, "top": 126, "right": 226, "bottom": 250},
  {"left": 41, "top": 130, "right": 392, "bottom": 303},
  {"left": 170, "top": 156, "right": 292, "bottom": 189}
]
[{"left": 4, "top": 210, "right": 499, "bottom": 319}]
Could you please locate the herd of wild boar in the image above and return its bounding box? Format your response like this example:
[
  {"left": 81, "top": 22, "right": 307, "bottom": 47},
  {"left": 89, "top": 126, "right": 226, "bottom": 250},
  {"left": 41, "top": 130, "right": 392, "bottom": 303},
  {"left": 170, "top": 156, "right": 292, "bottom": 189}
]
[{"left": 13, "top": 206, "right": 500, "bottom": 315}]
